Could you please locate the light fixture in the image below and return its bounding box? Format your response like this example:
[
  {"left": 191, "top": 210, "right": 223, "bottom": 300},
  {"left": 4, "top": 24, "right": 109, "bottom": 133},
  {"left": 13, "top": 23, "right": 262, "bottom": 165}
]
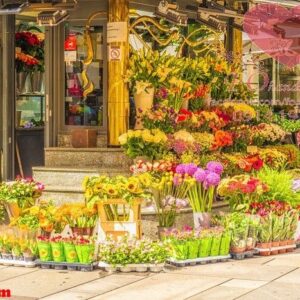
[
  {"left": 37, "top": 9, "right": 69, "bottom": 26},
  {"left": 0, "top": 1, "right": 29, "bottom": 15},
  {"left": 155, "top": 0, "right": 188, "bottom": 26}
]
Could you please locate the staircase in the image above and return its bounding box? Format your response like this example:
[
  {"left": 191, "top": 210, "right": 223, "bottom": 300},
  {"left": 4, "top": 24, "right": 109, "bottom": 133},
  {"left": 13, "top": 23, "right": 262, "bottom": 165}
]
[{"left": 33, "top": 147, "right": 131, "bottom": 204}]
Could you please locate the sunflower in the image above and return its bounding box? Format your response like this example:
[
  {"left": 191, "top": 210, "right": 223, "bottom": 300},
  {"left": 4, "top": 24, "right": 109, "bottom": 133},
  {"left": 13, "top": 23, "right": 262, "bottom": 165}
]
[
  {"left": 93, "top": 183, "right": 103, "bottom": 194},
  {"left": 105, "top": 185, "right": 118, "bottom": 197},
  {"left": 84, "top": 188, "right": 94, "bottom": 199}
]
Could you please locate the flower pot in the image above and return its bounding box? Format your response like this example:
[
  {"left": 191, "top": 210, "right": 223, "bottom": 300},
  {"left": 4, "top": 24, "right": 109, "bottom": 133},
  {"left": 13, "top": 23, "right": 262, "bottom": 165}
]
[
  {"left": 23, "top": 255, "right": 35, "bottom": 262},
  {"left": 51, "top": 242, "right": 65, "bottom": 262},
  {"left": 193, "top": 212, "right": 211, "bottom": 229},
  {"left": 29, "top": 71, "right": 44, "bottom": 93},
  {"left": 199, "top": 237, "right": 212, "bottom": 257},
  {"left": 187, "top": 240, "right": 200, "bottom": 259},
  {"left": 279, "top": 240, "right": 287, "bottom": 254},
  {"left": 257, "top": 242, "right": 271, "bottom": 256},
  {"left": 37, "top": 242, "right": 52, "bottom": 262},
  {"left": 271, "top": 241, "right": 280, "bottom": 255},
  {"left": 149, "top": 263, "right": 164, "bottom": 273},
  {"left": 210, "top": 236, "right": 222, "bottom": 256},
  {"left": 63, "top": 243, "right": 78, "bottom": 263},
  {"left": 119, "top": 265, "right": 132, "bottom": 273},
  {"left": 286, "top": 240, "right": 295, "bottom": 253},
  {"left": 2, "top": 254, "right": 12, "bottom": 260},
  {"left": 75, "top": 244, "right": 95, "bottom": 264},
  {"left": 16, "top": 71, "right": 28, "bottom": 94},
  {"left": 246, "top": 237, "right": 256, "bottom": 251},
  {"left": 230, "top": 246, "right": 246, "bottom": 254},
  {"left": 134, "top": 86, "right": 155, "bottom": 129},
  {"left": 219, "top": 234, "right": 231, "bottom": 256},
  {"left": 294, "top": 220, "right": 300, "bottom": 240},
  {"left": 135, "top": 264, "right": 148, "bottom": 272}
]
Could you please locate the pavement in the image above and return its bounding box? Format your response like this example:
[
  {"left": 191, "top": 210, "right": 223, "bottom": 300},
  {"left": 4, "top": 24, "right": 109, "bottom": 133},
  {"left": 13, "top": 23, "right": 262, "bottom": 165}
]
[{"left": 3, "top": 250, "right": 300, "bottom": 300}]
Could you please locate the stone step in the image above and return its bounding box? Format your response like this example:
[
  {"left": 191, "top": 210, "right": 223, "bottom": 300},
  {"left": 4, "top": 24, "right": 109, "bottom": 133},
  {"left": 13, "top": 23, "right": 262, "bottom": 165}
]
[
  {"left": 32, "top": 166, "right": 130, "bottom": 189},
  {"left": 44, "top": 147, "right": 132, "bottom": 168},
  {"left": 58, "top": 133, "right": 107, "bottom": 148}
]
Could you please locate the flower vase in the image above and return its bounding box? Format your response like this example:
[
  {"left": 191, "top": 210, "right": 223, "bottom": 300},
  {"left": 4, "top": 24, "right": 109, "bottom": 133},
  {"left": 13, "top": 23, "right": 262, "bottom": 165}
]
[
  {"left": 134, "top": 87, "right": 155, "bottom": 129},
  {"left": 193, "top": 212, "right": 211, "bottom": 229},
  {"left": 29, "top": 71, "right": 44, "bottom": 93},
  {"left": 16, "top": 72, "right": 28, "bottom": 94}
]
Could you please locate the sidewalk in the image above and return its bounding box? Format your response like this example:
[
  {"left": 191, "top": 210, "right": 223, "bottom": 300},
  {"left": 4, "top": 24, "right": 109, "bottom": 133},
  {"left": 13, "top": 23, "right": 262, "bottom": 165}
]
[{"left": 4, "top": 250, "right": 300, "bottom": 300}]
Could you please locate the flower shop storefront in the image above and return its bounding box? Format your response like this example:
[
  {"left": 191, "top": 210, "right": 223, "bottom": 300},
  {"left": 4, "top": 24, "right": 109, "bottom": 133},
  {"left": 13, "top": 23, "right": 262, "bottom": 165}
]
[{"left": 0, "top": 0, "right": 300, "bottom": 274}]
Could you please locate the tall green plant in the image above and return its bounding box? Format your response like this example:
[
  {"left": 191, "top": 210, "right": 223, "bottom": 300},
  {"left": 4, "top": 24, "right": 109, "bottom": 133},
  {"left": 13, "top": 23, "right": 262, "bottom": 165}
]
[{"left": 258, "top": 167, "right": 300, "bottom": 207}]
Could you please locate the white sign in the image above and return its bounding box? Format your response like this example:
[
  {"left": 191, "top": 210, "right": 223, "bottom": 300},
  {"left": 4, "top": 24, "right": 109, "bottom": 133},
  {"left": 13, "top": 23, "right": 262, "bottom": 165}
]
[
  {"left": 107, "top": 22, "right": 127, "bottom": 43},
  {"left": 64, "top": 51, "right": 77, "bottom": 62},
  {"left": 108, "top": 46, "right": 122, "bottom": 61}
]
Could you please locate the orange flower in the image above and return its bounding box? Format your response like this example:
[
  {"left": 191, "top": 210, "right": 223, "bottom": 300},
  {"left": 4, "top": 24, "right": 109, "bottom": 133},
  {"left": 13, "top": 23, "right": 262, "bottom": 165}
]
[{"left": 212, "top": 130, "right": 233, "bottom": 150}]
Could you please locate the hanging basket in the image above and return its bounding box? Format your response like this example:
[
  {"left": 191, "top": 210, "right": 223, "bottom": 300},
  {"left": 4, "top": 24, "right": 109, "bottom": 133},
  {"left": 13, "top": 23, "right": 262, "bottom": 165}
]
[{"left": 134, "top": 87, "right": 155, "bottom": 129}]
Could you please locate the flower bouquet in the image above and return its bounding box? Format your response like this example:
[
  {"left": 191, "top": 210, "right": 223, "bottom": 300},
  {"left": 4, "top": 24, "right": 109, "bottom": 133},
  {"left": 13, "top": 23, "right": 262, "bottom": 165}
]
[
  {"left": 20, "top": 239, "right": 37, "bottom": 262},
  {"left": 74, "top": 236, "right": 95, "bottom": 264},
  {"left": 175, "top": 162, "right": 223, "bottom": 228},
  {"left": 217, "top": 175, "right": 269, "bottom": 211}
]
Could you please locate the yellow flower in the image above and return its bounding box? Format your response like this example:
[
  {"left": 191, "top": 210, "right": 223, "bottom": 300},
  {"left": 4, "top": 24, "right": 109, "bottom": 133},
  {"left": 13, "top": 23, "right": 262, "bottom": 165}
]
[
  {"left": 118, "top": 133, "right": 128, "bottom": 145},
  {"left": 84, "top": 188, "right": 94, "bottom": 199},
  {"left": 82, "top": 176, "right": 90, "bottom": 190},
  {"left": 93, "top": 183, "right": 103, "bottom": 194},
  {"left": 133, "top": 130, "right": 142, "bottom": 138},
  {"left": 105, "top": 185, "right": 118, "bottom": 197},
  {"left": 29, "top": 206, "right": 39, "bottom": 216},
  {"left": 127, "top": 130, "right": 134, "bottom": 138},
  {"left": 173, "top": 130, "right": 195, "bottom": 143},
  {"left": 157, "top": 66, "right": 172, "bottom": 82},
  {"left": 141, "top": 130, "right": 154, "bottom": 143},
  {"left": 135, "top": 81, "right": 153, "bottom": 95}
]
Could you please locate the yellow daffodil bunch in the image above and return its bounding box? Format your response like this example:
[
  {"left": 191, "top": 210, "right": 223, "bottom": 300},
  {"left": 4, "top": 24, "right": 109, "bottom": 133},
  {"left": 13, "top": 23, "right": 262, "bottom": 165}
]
[
  {"left": 222, "top": 102, "right": 256, "bottom": 120},
  {"left": 119, "top": 129, "right": 168, "bottom": 160}
]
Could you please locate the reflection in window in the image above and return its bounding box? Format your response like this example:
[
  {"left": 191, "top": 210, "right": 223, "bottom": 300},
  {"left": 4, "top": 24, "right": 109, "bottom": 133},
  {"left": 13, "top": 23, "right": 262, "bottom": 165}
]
[{"left": 64, "top": 25, "right": 104, "bottom": 126}]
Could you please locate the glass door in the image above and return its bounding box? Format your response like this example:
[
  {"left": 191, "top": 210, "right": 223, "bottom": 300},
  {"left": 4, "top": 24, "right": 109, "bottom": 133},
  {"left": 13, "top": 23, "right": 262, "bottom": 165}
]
[{"left": 64, "top": 23, "right": 106, "bottom": 129}]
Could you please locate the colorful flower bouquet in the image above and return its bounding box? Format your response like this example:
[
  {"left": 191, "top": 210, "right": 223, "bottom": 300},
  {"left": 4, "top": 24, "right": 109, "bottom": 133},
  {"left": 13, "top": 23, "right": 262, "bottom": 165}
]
[{"left": 217, "top": 175, "right": 269, "bottom": 211}]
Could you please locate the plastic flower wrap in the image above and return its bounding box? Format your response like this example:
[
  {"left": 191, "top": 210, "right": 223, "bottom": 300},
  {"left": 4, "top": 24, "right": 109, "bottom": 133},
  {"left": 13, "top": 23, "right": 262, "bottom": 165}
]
[
  {"left": 130, "top": 160, "right": 174, "bottom": 175},
  {"left": 221, "top": 102, "right": 256, "bottom": 120},
  {"left": 217, "top": 175, "right": 269, "bottom": 211}
]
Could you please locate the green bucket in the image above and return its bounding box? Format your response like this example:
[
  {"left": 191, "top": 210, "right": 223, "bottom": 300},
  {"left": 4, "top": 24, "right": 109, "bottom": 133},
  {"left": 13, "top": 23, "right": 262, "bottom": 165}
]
[
  {"left": 64, "top": 243, "right": 78, "bottom": 263},
  {"left": 37, "top": 241, "right": 52, "bottom": 262},
  {"left": 75, "top": 244, "right": 95, "bottom": 264},
  {"left": 199, "top": 237, "right": 212, "bottom": 258},
  {"left": 51, "top": 242, "right": 65, "bottom": 262}
]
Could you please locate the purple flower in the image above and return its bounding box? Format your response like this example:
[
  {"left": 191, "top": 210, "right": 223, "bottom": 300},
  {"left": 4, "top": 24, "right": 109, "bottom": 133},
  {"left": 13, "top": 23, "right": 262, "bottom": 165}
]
[
  {"left": 176, "top": 164, "right": 186, "bottom": 174},
  {"left": 194, "top": 168, "right": 207, "bottom": 183},
  {"left": 292, "top": 179, "right": 300, "bottom": 192},
  {"left": 206, "top": 161, "right": 224, "bottom": 175},
  {"left": 184, "top": 163, "right": 198, "bottom": 176},
  {"left": 204, "top": 172, "right": 221, "bottom": 188}
]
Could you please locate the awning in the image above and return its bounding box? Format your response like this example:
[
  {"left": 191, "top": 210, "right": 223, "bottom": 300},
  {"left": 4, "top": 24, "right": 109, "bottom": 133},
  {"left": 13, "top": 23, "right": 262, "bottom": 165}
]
[{"left": 253, "top": 0, "right": 300, "bottom": 8}]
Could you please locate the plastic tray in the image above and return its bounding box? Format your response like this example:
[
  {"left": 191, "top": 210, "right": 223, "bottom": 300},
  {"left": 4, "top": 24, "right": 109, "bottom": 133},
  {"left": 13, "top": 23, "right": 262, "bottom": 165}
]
[
  {"left": 167, "top": 255, "right": 231, "bottom": 267},
  {"left": 36, "top": 260, "right": 98, "bottom": 272}
]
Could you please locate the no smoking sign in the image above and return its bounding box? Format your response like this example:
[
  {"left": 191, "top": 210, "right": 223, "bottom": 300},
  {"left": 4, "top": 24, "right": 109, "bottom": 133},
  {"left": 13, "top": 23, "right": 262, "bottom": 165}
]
[{"left": 108, "top": 46, "right": 122, "bottom": 61}]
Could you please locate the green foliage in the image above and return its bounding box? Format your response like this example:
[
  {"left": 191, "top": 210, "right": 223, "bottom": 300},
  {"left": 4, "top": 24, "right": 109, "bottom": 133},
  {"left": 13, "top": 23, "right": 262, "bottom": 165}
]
[{"left": 258, "top": 167, "right": 300, "bottom": 207}]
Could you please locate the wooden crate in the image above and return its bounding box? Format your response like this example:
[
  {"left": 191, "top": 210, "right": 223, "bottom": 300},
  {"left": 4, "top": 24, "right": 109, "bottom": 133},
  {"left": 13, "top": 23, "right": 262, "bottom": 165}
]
[{"left": 97, "top": 199, "right": 142, "bottom": 240}]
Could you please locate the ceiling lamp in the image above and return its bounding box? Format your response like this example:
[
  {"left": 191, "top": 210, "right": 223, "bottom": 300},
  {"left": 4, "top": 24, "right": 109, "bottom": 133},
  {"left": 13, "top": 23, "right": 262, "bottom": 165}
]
[
  {"left": 0, "top": 1, "right": 28, "bottom": 15},
  {"left": 155, "top": 0, "right": 188, "bottom": 26}
]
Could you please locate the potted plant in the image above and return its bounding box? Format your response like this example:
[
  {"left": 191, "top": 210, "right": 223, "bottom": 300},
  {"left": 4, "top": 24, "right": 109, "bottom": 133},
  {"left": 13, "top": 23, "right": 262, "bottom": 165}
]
[
  {"left": 1, "top": 236, "right": 13, "bottom": 260},
  {"left": 21, "top": 240, "right": 37, "bottom": 262},
  {"left": 271, "top": 214, "right": 283, "bottom": 255},
  {"left": 12, "top": 240, "right": 22, "bottom": 261},
  {"left": 37, "top": 235, "right": 52, "bottom": 262},
  {"left": 247, "top": 217, "right": 259, "bottom": 251},
  {"left": 257, "top": 214, "right": 273, "bottom": 256},
  {"left": 50, "top": 235, "right": 65, "bottom": 263},
  {"left": 219, "top": 231, "right": 231, "bottom": 256}
]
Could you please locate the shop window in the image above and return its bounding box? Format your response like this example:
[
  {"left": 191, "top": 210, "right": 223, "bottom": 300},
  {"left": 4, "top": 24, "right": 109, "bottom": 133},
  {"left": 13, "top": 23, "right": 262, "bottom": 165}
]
[{"left": 64, "top": 25, "right": 104, "bottom": 127}]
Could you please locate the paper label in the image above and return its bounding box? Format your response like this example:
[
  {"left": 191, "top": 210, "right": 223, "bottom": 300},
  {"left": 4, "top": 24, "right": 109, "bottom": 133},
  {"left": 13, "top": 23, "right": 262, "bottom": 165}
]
[{"left": 107, "top": 22, "right": 127, "bottom": 43}]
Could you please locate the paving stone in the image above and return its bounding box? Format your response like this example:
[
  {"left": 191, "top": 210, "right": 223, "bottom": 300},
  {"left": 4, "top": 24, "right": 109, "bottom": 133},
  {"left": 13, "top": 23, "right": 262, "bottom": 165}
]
[
  {"left": 238, "top": 282, "right": 300, "bottom": 300},
  {"left": 42, "top": 274, "right": 151, "bottom": 300},
  {"left": 0, "top": 269, "right": 100, "bottom": 298},
  {"left": 0, "top": 267, "right": 38, "bottom": 282},
  {"left": 265, "top": 254, "right": 300, "bottom": 268},
  {"left": 88, "top": 273, "right": 229, "bottom": 300},
  {"left": 171, "top": 261, "right": 295, "bottom": 281},
  {"left": 274, "top": 268, "right": 300, "bottom": 284},
  {"left": 187, "top": 286, "right": 251, "bottom": 300},
  {"left": 221, "top": 279, "right": 267, "bottom": 289}
]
